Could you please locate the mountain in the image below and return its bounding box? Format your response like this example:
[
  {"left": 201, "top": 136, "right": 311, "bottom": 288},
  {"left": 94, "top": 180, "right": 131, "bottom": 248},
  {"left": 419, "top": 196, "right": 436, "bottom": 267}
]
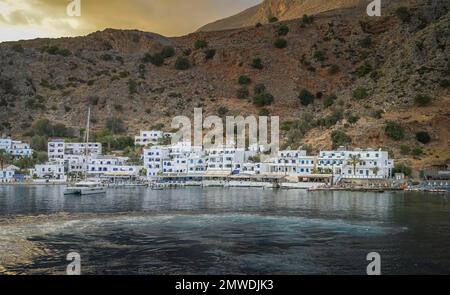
[
  {"left": 0, "top": 0, "right": 448, "bottom": 172},
  {"left": 198, "top": 0, "right": 363, "bottom": 32}
]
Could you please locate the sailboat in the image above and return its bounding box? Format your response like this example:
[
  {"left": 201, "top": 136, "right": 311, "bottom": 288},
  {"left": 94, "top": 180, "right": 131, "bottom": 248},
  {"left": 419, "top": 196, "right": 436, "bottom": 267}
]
[{"left": 64, "top": 107, "right": 106, "bottom": 195}]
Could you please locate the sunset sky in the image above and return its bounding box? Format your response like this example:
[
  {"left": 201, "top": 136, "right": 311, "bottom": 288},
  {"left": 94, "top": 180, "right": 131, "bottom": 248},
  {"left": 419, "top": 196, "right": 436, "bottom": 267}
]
[{"left": 0, "top": 0, "right": 262, "bottom": 42}]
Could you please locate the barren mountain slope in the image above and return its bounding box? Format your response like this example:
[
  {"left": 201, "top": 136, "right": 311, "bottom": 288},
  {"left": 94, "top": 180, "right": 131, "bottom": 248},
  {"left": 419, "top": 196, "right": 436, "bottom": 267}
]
[{"left": 0, "top": 0, "right": 448, "bottom": 171}]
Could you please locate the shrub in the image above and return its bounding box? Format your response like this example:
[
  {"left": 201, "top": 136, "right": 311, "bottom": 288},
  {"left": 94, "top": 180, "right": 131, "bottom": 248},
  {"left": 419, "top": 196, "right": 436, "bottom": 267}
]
[
  {"left": 12, "top": 44, "right": 24, "bottom": 53},
  {"left": 237, "top": 87, "right": 249, "bottom": 99},
  {"left": 356, "top": 63, "right": 373, "bottom": 77},
  {"left": 238, "top": 75, "right": 251, "bottom": 85},
  {"left": 175, "top": 57, "right": 191, "bottom": 70},
  {"left": 411, "top": 147, "right": 423, "bottom": 157},
  {"left": 30, "top": 135, "right": 48, "bottom": 152},
  {"left": 204, "top": 49, "right": 216, "bottom": 60},
  {"left": 347, "top": 115, "right": 360, "bottom": 124},
  {"left": 259, "top": 108, "right": 270, "bottom": 116},
  {"left": 64, "top": 105, "right": 71, "bottom": 112},
  {"left": 274, "top": 38, "right": 288, "bottom": 49},
  {"left": 217, "top": 106, "right": 229, "bottom": 116},
  {"left": 268, "top": 16, "right": 279, "bottom": 23},
  {"left": 314, "top": 50, "right": 326, "bottom": 61},
  {"left": 277, "top": 25, "right": 289, "bottom": 36},
  {"left": 89, "top": 96, "right": 99, "bottom": 106},
  {"left": 114, "top": 104, "right": 123, "bottom": 112},
  {"left": 101, "top": 54, "right": 113, "bottom": 61},
  {"left": 251, "top": 58, "right": 264, "bottom": 69},
  {"left": 414, "top": 95, "right": 432, "bottom": 106},
  {"left": 385, "top": 121, "right": 405, "bottom": 140},
  {"left": 395, "top": 7, "right": 412, "bottom": 23},
  {"left": 255, "top": 22, "right": 262, "bottom": 28},
  {"left": 323, "top": 93, "right": 337, "bottom": 108},
  {"left": 302, "top": 14, "right": 314, "bottom": 24},
  {"left": 253, "top": 92, "right": 274, "bottom": 106},
  {"left": 194, "top": 40, "right": 208, "bottom": 50},
  {"left": 400, "top": 144, "right": 411, "bottom": 155},
  {"left": 128, "top": 79, "right": 138, "bottom": 94},
  {"left": 331, "top": 130, "right": 352, "bottom": 149},
  {"left": 359, "top": 36, "right": 373, "bottom": 48},
  {"left": 416, "top": 131, "right": 431, "bottom": 144},
  {"left": 353, "top": 87, "right": 369, "bottom": 100},
  {"left": 393, "top": 163, "right": 412, "bottom": 177},
  {"left": 161, "top": 46, "right": 175, "bottom": 58},
  {"left": 317, "top": 110, "right": 343, "bottom": 128},
  {"left": 298, "top": 89, "right": 315, "bottom": 106}
]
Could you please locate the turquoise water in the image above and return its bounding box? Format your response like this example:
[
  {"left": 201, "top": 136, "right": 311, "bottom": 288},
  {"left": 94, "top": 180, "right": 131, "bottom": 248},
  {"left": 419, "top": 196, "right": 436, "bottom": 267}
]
[{"left": 0, "top": 186, "right": 449, "bottom": 274}]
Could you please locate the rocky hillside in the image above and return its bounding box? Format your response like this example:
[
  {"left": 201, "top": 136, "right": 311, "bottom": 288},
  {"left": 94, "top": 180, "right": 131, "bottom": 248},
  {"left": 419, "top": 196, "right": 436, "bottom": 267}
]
[
  {"left": 198, "top": 0, "right": 363, "bottom": 32},
  {"left": 0, "top": 0, "right": 448, "bottom": 173}
]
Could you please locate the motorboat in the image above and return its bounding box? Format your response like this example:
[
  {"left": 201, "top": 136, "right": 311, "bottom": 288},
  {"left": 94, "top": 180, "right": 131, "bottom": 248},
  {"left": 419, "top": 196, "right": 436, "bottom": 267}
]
[{"left": 64, "top": 181, "right": 106, "bottom": 195}]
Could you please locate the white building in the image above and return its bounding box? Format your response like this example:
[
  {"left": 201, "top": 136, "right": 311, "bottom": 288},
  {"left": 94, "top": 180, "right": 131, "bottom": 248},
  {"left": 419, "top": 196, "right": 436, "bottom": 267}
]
[
  {"left": 87, "top": 155, "right": 141, "bottom": 177},
  {"left": 259, "top": 149, "right": 316, "bottom": 176},
  {"left": 0, "top": 167, "right": 15, "bottom": 183},
  {"left": 0, "top": 137, "right": 33, "bottom": 158},
  {"left": 48, "top": 139, "right": 102, "bottom": 161},
  {"left": 135, "top": 130, "right": 174, "bottom": 146},
  {"left": 34, "top": 163, "right": 66, "bottom": 180},
  {"left": 317, "top": 147, "right": 394, "bottom": 180}
]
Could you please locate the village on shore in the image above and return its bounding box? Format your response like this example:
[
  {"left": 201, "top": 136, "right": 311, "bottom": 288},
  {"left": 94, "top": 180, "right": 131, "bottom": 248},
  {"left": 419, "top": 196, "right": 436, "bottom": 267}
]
[{"left": 0, "top": 132, "right": 449, "bottom": 192}]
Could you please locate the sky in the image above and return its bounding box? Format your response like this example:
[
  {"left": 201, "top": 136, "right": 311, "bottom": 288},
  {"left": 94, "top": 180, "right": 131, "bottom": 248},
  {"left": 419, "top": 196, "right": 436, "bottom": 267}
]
[{"left": 0, "top": 0, "right": 262, "bottom": 42}]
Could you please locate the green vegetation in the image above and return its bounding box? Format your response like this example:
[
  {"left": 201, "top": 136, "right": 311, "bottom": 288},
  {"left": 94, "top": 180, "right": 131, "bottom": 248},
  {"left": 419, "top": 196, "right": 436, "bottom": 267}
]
[
  {"left": 395, "top": 7, "right": 412, "bottom": 23},
  {"left": 161, "top": 46, "right": 175, "bottom": 58},
  {"left": 254, "top": 84, "right": 266, "bottom": 95},
  {"left": 317, "top": 110, "right": 343, "bottom": 128},
  {"left": 347, "top": 114, "right": 360, "bottom": 124},
  {"left": 371, "top": 109, "right": 384, "bottom": 119},
  {"left": 259, "top": 108, "right": 270, "bottom": 116},
  {"left": 352, "top": 87, "right": 369, "bottom": 100},
  {"left": 128, "top": 79, "right": 138, "bottom": 94},
  {"left": 385, "top": 121, "right": 405, "bottom": 140},
  {"left": 277, "top": 25, "right": 289, "bottom": 36},
  {"left": 298, "top": 89, "right": 315, "bottom": 106},
  {"left": 313, "top": 50, "right": 326, "bottom": 62},
  {"left": 41, "top": 46, "right": 71, "bottom": 56},
  {"left": 238, "top": 75, "right": 251, "bottom": 85},
  {"left": 323, "top": 93, "right": 337, "bottom": 108},
  {"left": 416, "top": 131, "right": 431, "bottom": 144},
  {"left": 194, "top": 40, "right": 208, "bottom": 50},
  {"left": 237, "top": 87, "right": 249, "bottom": 99},
  {"left": 268, "top": 16, "right": 279, "bottom": 23},
  {"left": 411, "top": 147, "right": 423, "bottom": 157},
  {"left": 89, "top": 96, "right": 99, "bottom": 106},
  {"left": 414, "top": 94, "right": 432, "bottom": 106},
  {"left": 204, "top": 49, "right": 216, "bottom": 60},
  {"left": 217, "top": 106, "right": 229, "bottom": 116},
  {"left": 302, "top": 14, "right": 314, "bottom": 24},
  {"left": 359, "top": 36, "right": 373, "bottom": 48},
  {"left": 175, "top": 57, "right": 191, "bottom": 70},
  {"left": 393, "top": 163, "right": 412, "bottom": 177},
  {"left": 101, "top": 54, "right": 113, "bottom": 61},
  {"left": 331, "top": 130, "right": 352, "bottom": 149},
  {"left": 400, "top": 144, "right": 411, "bottom": 155},
  {"left": 251, "top": 58, "right": 264, "bottom": 69},
  {"left": 274, "top": 38, "right": 288, "bottom": 49},
  {"left": 356, "top": 63, "right": 373, "bottom": 77},
  {"left": 253, "top": 91, "right": 274, "bottom": 107},
  {"left": 284, "top": 113, "right": 315, "bottom": 146},
  {"left": 143, "top": 52, "right": 164, "bottom": 66}
]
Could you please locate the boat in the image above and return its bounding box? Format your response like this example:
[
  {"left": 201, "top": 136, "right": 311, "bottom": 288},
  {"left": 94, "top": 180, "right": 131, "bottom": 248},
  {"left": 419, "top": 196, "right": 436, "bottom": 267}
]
[
  {"left": 63, "top": 107, "right": 107, "bottom": 196},
  {"left": 64, "top": 181, "right": 106, "bottom": 195}
]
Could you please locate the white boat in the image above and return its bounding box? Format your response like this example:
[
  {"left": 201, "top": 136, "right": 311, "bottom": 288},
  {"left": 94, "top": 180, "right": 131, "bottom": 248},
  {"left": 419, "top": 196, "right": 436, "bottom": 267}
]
[{"left": 64, "top": 181, "right": 106, "bottom": 195}]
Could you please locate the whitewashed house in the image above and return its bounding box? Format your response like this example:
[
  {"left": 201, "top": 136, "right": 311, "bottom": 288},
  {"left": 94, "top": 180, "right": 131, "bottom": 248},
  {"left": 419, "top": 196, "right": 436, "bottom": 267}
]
[
  {"left": 0, "top": 167, "right": 15, "bottom": 183},
  {"left": 34, "top": 163, "right": 66, "bottom": 180},
  {"left": 48, "top": 139, "right": 102, "bottom": 161},
  {"left": 0, "top": 137, "right": 33, "bottom": 158},
  {"left": 317, "top": 147, "right": 394, "bottom": 180},
  {"left": 135, "top": 130, "right": 174, "bottom": 146}
]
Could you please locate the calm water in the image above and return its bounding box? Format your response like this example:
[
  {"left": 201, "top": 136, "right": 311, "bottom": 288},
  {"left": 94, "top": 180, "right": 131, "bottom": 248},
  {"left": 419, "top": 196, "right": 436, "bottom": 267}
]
[{"left": 0, "top": 185, "right": 449, "bottom": 274}]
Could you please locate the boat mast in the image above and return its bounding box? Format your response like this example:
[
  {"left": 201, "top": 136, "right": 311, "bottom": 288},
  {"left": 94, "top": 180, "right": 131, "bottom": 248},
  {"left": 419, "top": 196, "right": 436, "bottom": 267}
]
[{"left": 84, "top": 107, "right": 91, "bottom": 180}]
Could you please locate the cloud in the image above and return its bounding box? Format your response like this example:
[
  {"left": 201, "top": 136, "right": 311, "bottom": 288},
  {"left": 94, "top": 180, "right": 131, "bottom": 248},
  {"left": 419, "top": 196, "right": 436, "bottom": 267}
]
[{"left": 0, "top": 0, "right": 262, "bottom": 42}]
